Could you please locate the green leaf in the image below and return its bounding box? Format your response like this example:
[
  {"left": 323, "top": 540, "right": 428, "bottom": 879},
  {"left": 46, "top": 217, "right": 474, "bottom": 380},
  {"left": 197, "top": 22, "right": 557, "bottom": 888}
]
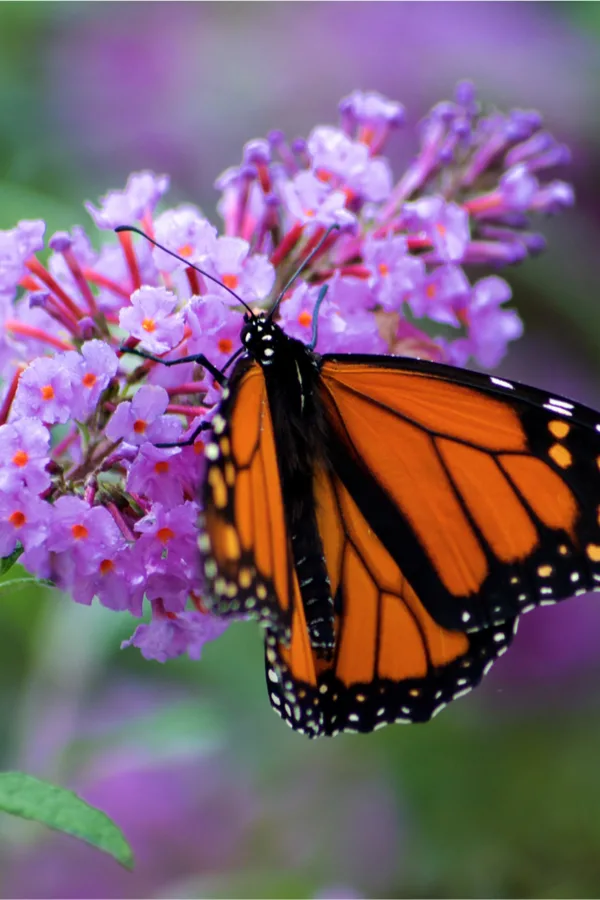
[
  {"left": 0, "top": 547, "right": 23, "bottom": 577},
  {"left": 0, "top": 576, "right": 54, "bottom": 594},
  {"left": 0, "top": 771, "right": 134, "bottom": 869}
]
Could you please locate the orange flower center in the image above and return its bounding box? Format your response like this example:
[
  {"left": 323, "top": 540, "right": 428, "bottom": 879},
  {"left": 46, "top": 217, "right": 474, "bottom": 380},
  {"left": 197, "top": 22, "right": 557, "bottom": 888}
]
[
  {"left": 194, "top": 439, "right": 205, "bottom": 455},
  {"left": 298, "top": 311, "right": 312, "bottom": 327},
  {"left": 82, "top": 372, "right": 97, "bottom": 388},
  {"left": 142, "top": 317, "right": 157, "bottom": 333},
  {"left": 99, "top": 559, "right": 115, "bottom": 575},
  {"left": 41, "top": 384, "right": 54, "bottom": 401},
  {"left": 133, "top": 419, "right": 147, "bottom": 434},
  {"left": 222, "top": 274, "right": 239, "bottom": 290},
  {"left": 154, "top": 461, "right": 170, "bottom": 475},
  {"left": 218, "top": 337, "right": 234, "bottom": 354},
  {"left": 436, "top": 222, "right": 447, "bottom": 237},
  {"left": 157, "top": 526, "right": 175, "bottom": 544},
  {"left": 425, "top": 283, "right": 437, "bottom": 299},
  {"left": 378, "top": 262, "right": 390, "bottom": 277},
  {"left": 179, "top": 244, "right": 193, "bottom": 257},
  {"left": 9, "top": 510, "right": 26, "bottom": 529},
  {"left": 72, "top": 523, "right": 89, "bottom": 541},
  {"left": 12, "top": 450, "right": 29, "bottom": 468}
]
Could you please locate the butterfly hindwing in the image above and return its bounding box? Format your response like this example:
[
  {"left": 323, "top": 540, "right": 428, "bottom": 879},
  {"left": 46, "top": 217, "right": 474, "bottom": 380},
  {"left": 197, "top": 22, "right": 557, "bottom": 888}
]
[
  {"left": 266, "top": 466, "right": 518, "bottom": 737},
  {"left": 319, "top": 355, "right": 600, "bottom": 631}
]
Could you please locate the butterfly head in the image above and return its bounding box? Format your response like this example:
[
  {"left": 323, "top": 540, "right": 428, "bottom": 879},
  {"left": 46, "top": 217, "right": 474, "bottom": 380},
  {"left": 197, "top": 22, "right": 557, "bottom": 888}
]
[{"left": 241, "top": 313, "right": 285, "bottom": 366}]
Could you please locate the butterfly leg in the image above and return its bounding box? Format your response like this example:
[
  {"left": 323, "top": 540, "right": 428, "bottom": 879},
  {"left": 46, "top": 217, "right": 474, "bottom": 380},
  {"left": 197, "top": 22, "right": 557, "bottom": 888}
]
[
  {"left": 119, "top": 345, "right": 227, "bottom": 386},
  {"left": 155, "top": 420, "right": 212, "bottom": 449}
]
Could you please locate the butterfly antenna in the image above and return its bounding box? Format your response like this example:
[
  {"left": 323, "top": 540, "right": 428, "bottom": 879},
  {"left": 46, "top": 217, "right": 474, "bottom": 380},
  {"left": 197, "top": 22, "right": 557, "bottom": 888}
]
[
  {"left": 114, "top": 225, "right": 256, "bottom": 316},
  {"left": 267, "top": 223, "right": 340, "bottom": 319},
  {"left": 308, "top": 284, "right": 329, "bottom": 350}
]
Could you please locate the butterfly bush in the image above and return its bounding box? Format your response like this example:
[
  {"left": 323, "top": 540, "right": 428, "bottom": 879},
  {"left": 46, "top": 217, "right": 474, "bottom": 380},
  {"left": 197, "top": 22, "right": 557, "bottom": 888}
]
[{"left": 0, "top": 83, "right": 573, "bottom": 661}]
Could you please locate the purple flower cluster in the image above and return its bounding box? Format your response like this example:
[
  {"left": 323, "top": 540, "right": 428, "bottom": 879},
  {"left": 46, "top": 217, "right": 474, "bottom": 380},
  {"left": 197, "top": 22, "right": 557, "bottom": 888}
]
[{"left": 0, "top": 84, "right": 573, "bottom": 660}]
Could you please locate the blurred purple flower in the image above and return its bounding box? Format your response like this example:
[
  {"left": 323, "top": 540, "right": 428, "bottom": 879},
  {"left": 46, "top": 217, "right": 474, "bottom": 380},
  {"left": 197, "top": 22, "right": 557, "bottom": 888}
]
[
  {"left": 86, "top": 172, "right": 170, "bottom": 230},
  {"left": 122, "top": 606, "right": 229, "bottom": 662}
]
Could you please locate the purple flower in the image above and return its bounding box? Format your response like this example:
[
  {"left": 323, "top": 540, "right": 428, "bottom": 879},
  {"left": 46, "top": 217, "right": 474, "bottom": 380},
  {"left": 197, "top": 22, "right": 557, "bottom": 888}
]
[
  {"left": 132, "top": 503, "right": 201, "bottom": 609},
  {"left": 282, "top": 171, "right": 356, "bottom": 228},
  {"left": 85, "top": 171, "right": 170, "bottom": 230},
  {"left": 134, "top": 501, "right": 199, "bottom": 560},
  {"left": 307, "top": 127, "right": 392, "bottom": 203},
  {"left": 152, "top": 206, "right": 218, "bottom": 272},
  {"left": 0, "top": 418, "right": 51, "bottom": 494},
  {"left": 122, "top": 607, "right": 229, "bottom": 662},
  {"left": 202, "top": 236, "right": 275, "bottom": 305},
  {"left": 11, "top": 356, "right": 77, "bottom": 425},
  {"left": 119, "top": 285, "right": 184, "bottom": 353},
  {"left": 46, "top": 496, "right": 126, "bottom": 580},
  {"left": 339, "top": 89, "right": 404, "bottom": 136},
  {"left": 106, "top": 384, "right": 181, "bottom": 447},
  {"left": 67, "top": 340, "right": 119, "bottom": 420},
  {"left": 0, "top": 489, "right": 49, "bottom": 557},
  {"left": 531, "top": 180, "right": 575, "bottom": 215},
  {"left": 73, "top": 545, "right": 145, "bottom": 615},
  {"left": 407, "top": 264, "right": 470, "bottom": 324},
  {"left": 449, "top": 275, "right": 523, "bottom": 368},
  {"left": 127, "top": 442, "right": 189, "bottom": 506},
  {"left": 0, "top": 220, "right": 45, "bottom": 297},
  {"left": 216, "top": 164, "right": 267, "bottom": 240},
  {"left": 498, "top": 165, "right": 539, "bottom": 211},
  {"left": 185, "top": 296, "right": 243, "bottom": 369},
  {"left": 403, "top": 197, "right": 470, "bottom": 262},
  {"left": 363, "top": 235, "right": 425, "bottom": 312}
]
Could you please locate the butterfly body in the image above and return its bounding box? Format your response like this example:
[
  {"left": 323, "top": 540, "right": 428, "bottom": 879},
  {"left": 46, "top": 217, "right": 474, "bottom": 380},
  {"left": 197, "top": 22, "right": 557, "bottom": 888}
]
[{"left": 199, "top": 312, "right": 600, "bottom": 737}]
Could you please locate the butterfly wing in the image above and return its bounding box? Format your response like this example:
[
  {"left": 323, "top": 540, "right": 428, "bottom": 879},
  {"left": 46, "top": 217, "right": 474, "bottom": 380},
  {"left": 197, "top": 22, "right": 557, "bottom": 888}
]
[
  {"left": 318, "top": 354, "right": 600, "bottom": 631},
  {"left": 200, "top": 358, "right": 299, "bottom": 640},
  {"left": 265, "top": 466, "right": 518, "bottom": 737}
]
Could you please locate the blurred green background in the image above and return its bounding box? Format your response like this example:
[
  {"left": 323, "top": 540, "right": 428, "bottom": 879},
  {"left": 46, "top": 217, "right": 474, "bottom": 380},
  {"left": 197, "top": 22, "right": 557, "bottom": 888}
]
[{"left": 2, "top": 2, "right": 600, "bottom": 897}]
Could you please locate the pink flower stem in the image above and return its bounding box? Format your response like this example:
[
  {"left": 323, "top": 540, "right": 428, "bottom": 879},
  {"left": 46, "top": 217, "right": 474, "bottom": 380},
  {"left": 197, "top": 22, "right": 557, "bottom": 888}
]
[
  {"left": 25, "top": 257, "right": 86, "bottom": 320},
  {"left": 0, "top": 365, "right": 25, "bottom": 424},
  {"left": 270, "top": 222, "right": 304, "bottom": 267},
  {"left": 118, "top": 230, "right": 142, "bottom": 291},
  {"left": 4, "top": 320, "right": 74, "bottom": 351},
  {"left": 61, "top": 247, "right": 99, "bottom": 316}
]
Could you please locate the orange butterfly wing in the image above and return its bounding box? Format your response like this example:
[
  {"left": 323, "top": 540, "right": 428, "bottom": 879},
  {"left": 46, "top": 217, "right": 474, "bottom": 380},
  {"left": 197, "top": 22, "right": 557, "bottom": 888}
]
[
  {"left": 266, "top": 466, "right": 517, "bottom": 736},
  {"left": 200, "top": 360, "right": 298, "bottom": 641},
  {"left": 318, "top": 356, "right": 597, "bottom": 631}
]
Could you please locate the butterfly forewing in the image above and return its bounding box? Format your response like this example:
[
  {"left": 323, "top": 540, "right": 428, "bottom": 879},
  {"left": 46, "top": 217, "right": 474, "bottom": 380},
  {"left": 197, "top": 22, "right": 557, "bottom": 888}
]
[
  {"left": 200, "top": 360, "right": 297, "bottom": 641},
  {"left": 319, "top": 355, "right": 600, "bottom": 630}
]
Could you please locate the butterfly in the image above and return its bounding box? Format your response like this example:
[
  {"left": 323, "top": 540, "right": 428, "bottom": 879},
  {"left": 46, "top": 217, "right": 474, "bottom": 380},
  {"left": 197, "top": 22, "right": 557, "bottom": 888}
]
[
  {"left": 119, "top": 226, "right": 600, "bottom": 738},
  {"left": 197, "top": 305, "right": 600, "bottom": 738}
]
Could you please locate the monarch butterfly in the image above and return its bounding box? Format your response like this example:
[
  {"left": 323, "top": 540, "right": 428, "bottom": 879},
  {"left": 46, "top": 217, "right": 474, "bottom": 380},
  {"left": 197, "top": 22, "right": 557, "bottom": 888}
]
[{"left": 119, "top": 226, "right": 600, "bottom": 738}]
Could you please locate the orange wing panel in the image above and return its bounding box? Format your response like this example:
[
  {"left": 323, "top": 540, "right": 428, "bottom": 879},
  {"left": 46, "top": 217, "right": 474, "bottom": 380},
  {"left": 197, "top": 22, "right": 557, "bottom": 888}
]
[
  {"left": 437, "top": 439, "right": 538, "bottom": 562},
  {"left": 322, "top": 362, "right": 527, "bottom": 450},
  {"left": 322, "top": 382, "right": 489, "bottom": 597},
  {"left": 499, "top": 454, "right": 578, "bottom": 536},
  {"left": 202, "top": 364, "right": 294, "bottom": 634}
]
